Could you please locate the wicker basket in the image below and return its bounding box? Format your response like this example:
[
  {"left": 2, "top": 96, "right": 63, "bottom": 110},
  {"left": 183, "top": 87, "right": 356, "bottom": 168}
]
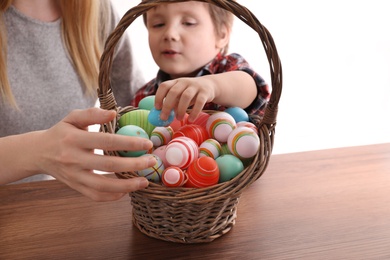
[{"left": 98, "top": 0, "right": 282, "bottom": 243}]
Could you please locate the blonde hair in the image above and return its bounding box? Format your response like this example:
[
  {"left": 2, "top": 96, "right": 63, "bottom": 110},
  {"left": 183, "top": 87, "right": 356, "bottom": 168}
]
[
  {"left": 0, "top": 0, "right": 111, "bottom": 107},
  {"left": 142, "top": 1, "right": 234, "bottom": 55}
]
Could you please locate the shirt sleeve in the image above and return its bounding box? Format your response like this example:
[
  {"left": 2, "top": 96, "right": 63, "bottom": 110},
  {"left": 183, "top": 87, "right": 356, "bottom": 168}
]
[{"left": 107, "top": 3, "right": 145, "bottom": 107}]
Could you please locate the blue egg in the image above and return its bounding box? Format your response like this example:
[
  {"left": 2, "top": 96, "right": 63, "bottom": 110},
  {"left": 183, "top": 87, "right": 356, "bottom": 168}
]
[
  {"left": 116, "top": 125, "right": 149, "bottom": 157},
  {"left": 148, "top": 107, "right": 175, "bottom": 127},
  {"left": 225, "top": 107, "right": 249, "bottom": 123}
]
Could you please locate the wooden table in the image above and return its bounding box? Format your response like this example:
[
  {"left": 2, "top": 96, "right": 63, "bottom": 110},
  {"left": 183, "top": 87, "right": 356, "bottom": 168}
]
[{"left": 1, "top": 143, "right": 390, "bottom": 259}]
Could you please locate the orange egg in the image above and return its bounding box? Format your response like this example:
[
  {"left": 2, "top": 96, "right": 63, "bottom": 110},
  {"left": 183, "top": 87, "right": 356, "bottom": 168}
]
[{"left": 185, "top": 157, "right": 219, "bottom": 188}]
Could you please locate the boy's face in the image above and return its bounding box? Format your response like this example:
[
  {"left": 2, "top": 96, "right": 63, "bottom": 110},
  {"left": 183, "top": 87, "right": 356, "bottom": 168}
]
[{"left": 146, "top": 2, "right": 228, "bottom": 79}]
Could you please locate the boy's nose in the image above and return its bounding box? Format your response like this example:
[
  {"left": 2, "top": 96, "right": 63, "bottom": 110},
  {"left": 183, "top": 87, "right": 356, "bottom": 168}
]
[{"left": 163, "top": 25, "right": 180, "bottom": 41}]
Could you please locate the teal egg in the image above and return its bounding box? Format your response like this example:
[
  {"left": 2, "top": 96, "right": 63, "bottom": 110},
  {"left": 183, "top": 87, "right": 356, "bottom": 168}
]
[
  {"left": 148, "top": 107, "right": 175, "bottom": 127},
  {"left": 118, "top": 109, "right": 156, "bottom": 136},
  {"left": 138, "top": 95, "right": 155, "bottom": 110},
  {"left": 116, "top": 125, "right": 149, "bottom": 157},
  {"left": 216, "top": 154, "right": 244, "bottom": 183},
  {"left": 225, "top": 107, "right": 249, "bottom": 123}
]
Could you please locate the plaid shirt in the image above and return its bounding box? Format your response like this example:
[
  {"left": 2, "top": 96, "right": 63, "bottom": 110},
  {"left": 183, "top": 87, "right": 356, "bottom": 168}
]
[{"left": 130, "top": 53, "right": 270, "bottom": 116}]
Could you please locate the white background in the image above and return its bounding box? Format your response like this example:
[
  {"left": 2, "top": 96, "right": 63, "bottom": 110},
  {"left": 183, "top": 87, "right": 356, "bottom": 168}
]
[{"left": 110, "top": 0, "right": 390, "bottom": 154}]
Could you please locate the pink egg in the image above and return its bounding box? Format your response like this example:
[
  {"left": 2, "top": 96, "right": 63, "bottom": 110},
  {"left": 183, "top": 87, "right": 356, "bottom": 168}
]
[
  {"left": 165, "top": 137, "right": 199, "bottom": 169},
  {"left": 227, "top": 126, "right": 260, "bottom": 159},
  {"left": 151, "top": 145, "right": 169, "bottom": 167},
  {"left": 189, "top": 112, "right": 210, "bottom": 128},
  {"left": 236, "top": 121, "right": 258, "bottom": 134},
  {"left": 162, "top": 166, "right": 187, "bottom": 187},
  {"left": 206, "top": 112, "right": 236, "bottom": 143},
  {"left": 173, "top": 124, "right": 209, "bottom": 146},
  {"left": 199, "top": 139, "right": 222, "bottom": 159},
  {"left": 185, "top": 157, "right": 220, "bottom": 188},
  {"left": 169, "top": 113, "right": 189, "bottom": 132},
  {"left": 150, "top": 126, "right": 174, "bottom": 147}
]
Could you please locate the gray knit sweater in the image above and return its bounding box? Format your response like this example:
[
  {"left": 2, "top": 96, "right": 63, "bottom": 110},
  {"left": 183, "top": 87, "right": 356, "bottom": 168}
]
[{"left": 2, "top": 4, "right": 144, "bottom": 182}]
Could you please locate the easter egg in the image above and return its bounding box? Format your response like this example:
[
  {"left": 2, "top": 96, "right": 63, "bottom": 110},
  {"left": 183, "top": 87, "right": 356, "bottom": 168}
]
[
  {"left": 220, "top": 143, "right": 232, "bottom": 155},
  {"left": 173, "top": 124, "right": 209, "bottom": 146},
  {"left": 165, "top": 137, "right": 199, "bottom": 169},
  {"left": 216, "top": 154, "right": 244, "bottom": 183},
  {"left": 162, "top": 166, "right": 187, "bottom": 187},
  {"left": 136, "top": 154, "right": 164, "bottom": 183},
  {"left": 185, "top": 157, "right": 220, "bottom": 188},
  {"left": 227, "top": 126, "right": 260, "bottom": 159},
  {"left": 138, "top": 95, "right": 155, "bottom": 110},
  {"left": 148, "top": 107, "right": 175, "bottom": 127},
  {"left": 199, "top": 139, "right": 222, "bottom": 159},
  {"left": 116, "top": 125, "right": 149, "bottom": 157},
  {"left": 169, "top": 113, "right": 189, "bottom": 132},
  {"left": 206, "top": 112, "right": 236, "bottom": 143},
  {"left": 236, "top": 121, "right": 258, "bottom": 134},
  {"left": 189, "top": 112, "right": 210, "bottom": 128},
  {"left": 225, "top": 107, "right": 249, "bottom": 123},
  {"left": 152, "top": 145, "right": 168, "bottom": 167},
  {"left": 118, "top": 109, "right": 155, "bottom": 136},
  {"left": 150, "top": 126, "right": 174, "bottom": 147}
]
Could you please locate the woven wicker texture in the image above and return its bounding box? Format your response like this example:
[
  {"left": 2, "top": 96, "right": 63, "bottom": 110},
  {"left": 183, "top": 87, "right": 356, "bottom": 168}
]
[{"left": 98, "top": 0, "right": 282, "bottom": 243}]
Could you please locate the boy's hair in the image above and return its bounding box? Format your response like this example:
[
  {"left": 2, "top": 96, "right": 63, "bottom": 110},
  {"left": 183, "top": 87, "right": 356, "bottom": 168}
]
[
  {"left": 142, "top": 1, "right": 234, "bottom": 55},
  {"left": 0, "top": 0, "right": 111, "bottom": 107}
]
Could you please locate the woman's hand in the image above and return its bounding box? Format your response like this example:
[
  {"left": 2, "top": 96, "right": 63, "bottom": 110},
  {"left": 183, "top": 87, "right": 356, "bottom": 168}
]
[{"left": 0, "top": 108, "right": 156, "bottom": 202}]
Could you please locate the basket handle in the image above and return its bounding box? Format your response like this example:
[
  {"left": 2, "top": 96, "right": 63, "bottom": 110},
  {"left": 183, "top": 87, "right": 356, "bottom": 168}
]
[{"left": 98, "top": 0, "right": 282, "bottom": 126}]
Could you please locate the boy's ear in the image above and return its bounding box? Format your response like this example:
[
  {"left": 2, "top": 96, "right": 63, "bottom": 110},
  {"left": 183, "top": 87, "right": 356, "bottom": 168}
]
[{"left": 216, "top": 25, "right": 231, "bottom": 50}]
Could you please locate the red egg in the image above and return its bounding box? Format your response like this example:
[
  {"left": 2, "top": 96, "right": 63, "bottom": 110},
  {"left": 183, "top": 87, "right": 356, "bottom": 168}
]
[
  {"left": 173, "top": 124, "right": 209, "bottom": 146},
  {"left": 189, "top": 112, "right": 210, "bottom": 128},
  {"left": 185, "top": 157, "right": 220, "bottom": 188},
  {"left": 169, "top": 113, "right": 189, "bottom": 132}
]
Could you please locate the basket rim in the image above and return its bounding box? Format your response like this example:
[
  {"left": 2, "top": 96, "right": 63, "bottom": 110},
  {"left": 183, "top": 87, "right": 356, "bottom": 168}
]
[{"left": 98, "top": 0, "right": 281, "bottom": 201}]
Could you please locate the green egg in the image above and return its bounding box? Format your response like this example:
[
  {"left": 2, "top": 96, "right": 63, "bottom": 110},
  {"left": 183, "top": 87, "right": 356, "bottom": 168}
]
[
  {"left": 138, "top": 95, "right": 155, "bottom": 110},
  {"left": 216, "top": 154, "right": 244, "bottom": 183},
  {"left": 118, "top": 109, "right": 155, "bottom": 136}
]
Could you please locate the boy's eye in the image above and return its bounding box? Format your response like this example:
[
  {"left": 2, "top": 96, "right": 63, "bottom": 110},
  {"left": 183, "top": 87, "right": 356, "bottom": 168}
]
[
  {"left": 152, "top": 23, "right": 165, "bottom": 28},
  {"left": 183, "top": 21, "right": 196, "bottom": 26}
]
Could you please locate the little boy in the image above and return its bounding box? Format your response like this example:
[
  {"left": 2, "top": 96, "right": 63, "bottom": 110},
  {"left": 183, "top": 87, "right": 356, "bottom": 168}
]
[{"left": 131, "top": 1, "right": 270, "bottom": 123}]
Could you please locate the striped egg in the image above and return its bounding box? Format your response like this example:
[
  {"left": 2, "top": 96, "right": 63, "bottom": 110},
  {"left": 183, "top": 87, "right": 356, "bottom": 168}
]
[
  {"left": 169, "top": 113, "right": 189, "bottom": 132},
  {"left": 199, "top": 139, "right": 222, "bottom": 159},
  {"left": 206, "top": 112, "right": 236, "bottom": 143},
  {"left": 118, "top": 109, "right": 156, "bottom": 136},
  {"left": 227, "top": 126, "right": 260, "bottom": 159},
  {"left": 162, "top": 166, "right": 187, "bottom": 187},
  {"left": 190, "top": 112, "right": 210, "bottom": 128},
  {"left": 165, "top": 137, "right": 199, "bottom": 169},
  {"left": 185, "top": 157, "right": 220, "bottom": 188},
  {"left": 236, "top": 121, "right": 258, "bottom": 134},
  {"left": 173, "top": 124, "right": 209, "bottom": 146},
  {"left": 135, "top": 154, "right": 164, "bottom": 183},
  {"left": 150, "top": 126, "right": 174, "bottom": 147}
]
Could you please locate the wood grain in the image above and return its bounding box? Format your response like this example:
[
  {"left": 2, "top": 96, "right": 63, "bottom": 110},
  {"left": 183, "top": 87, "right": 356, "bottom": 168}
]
[{"left": 1, "top": 143, "right": 390, "bottom": 259}]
